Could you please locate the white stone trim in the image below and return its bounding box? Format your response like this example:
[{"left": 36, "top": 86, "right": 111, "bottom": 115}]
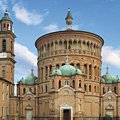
[{"left": 60, "top": 104, "right": 73, "bottom": 120}]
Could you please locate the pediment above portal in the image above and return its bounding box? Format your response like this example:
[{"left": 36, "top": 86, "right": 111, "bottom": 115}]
[
  {"left": 102, "top": 90, "right": 117, "bottom": 101},
  {"left": 58, "top": 86, "right": 75, "bottom": 96},
  {"left": 22, "top": 92, "right": 36, "bottom": 100}
]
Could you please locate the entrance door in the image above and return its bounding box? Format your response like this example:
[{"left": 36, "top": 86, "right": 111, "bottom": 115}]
[
  {"left": 106, "top": 110, "right": 113, "bottom": 117},
  {"left": 26, "top": 110, "right": 32, "bottom": 120},
  {"left": 63, "top": 109, "right": 71, "bottom": 120}
]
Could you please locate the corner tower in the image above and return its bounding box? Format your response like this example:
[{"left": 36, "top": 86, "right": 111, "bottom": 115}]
[{"left": 0, "top": 10, "right": 16, "bottom": 91}]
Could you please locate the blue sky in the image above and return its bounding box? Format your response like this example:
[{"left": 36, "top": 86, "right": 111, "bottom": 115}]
[{"left": 0, "top": 0, "right": 120, "bottom": 83}]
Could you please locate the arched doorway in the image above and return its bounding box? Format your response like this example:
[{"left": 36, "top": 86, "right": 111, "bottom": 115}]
[{"left": 105, "top": 104, "right": 114, "bottom": 117}]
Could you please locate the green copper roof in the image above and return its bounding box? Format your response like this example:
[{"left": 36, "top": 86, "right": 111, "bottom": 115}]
[
  {"left": 59, "top": 64, "right": 76, "bottom": 77},
  {"left": 51, "top": 63, "right": 83, "bottom": 77},
  {"left": 75, "top": 68, "right": 82, "bottom": 75},
  {"left": 101, "top": 67, "right": 119, "bottom": 83},
  {"left": 18, "top": 69, "right": 38, "bottom": 85},
  {"left": 1, "top": 10, "right": 11, "bottom": 21},
  {"left": 65, "top": 8, "right": 73, "bottom": 20},
  {"left": 51, "top": 69, "right": 62, "bottom": 76}
]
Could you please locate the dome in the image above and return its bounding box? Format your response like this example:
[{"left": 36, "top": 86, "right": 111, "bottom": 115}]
[
  {"left": 50, "top": 63, "right": 83, "bottom": 77},
  {"left": 51, "top": 69, "right": 62, "bottom": 76},
  {"left": 102, "top": 73, "right": 112, "bottom": 81},
  {"left": 102, "top": 73, "right": 113, "bottom": 83},
  {"left": 59, "top": 64, "right": 76, "bottom": 77},
  {"left": 75, "top": 68, "right": 82, "bottom": 75},
  {"left": 18, "top": 69, "right": 37, "bottom": 85},
  {"left": 102, "top": 67, "right": 120, "bottom": 83},
  {"left": 1, "top": 10, "right": 11, "bottom": 21},
  {"left": 25, "top": 75, "right": 35, "bottom": 85},
  {"left": 102, "top": 67, "right": 112, "bottom": 83},
  {"left": 112, "top": 77, "right": 118, "bottom": 83},
  {"left": 20, "top": 74, "right": 35, "bottom": 85},
  {"left": 118, "top": 78, "right": 120, "bottom": 82},
  {"left": 101, "top": 78, "right": 105, "bottom": 83}
]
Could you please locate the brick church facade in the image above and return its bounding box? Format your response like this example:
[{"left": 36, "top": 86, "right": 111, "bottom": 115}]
[{"left": 0, "top": 9, "right": 120, "bottom": 120}]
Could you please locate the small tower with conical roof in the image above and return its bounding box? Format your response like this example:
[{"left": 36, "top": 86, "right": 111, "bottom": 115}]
[
  {"left": 65, "top": 8, "right": 73, "bottom": 29},
  {"left": 0, "top": 9, "right": 13, "bottom": 32}
]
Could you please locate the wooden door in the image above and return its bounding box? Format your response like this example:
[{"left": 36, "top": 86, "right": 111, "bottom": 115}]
[{"left": 63, "top": 109, "right": 71, "bottom": 120}]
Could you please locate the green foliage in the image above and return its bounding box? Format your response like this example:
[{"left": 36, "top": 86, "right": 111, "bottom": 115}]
[{"left": 103, "top": 115, "right": 112, "bottom": 120}]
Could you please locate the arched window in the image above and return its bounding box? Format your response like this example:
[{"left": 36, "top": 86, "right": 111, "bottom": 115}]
[
  {"left": 29, "top": 88, "right": 32, "bottom": 93},
  {"left": 94, "top": 66, "right": 97, "bottom": 80},
  {"left": 59, "top": 80, "right": 61, "bottom": 88},
  {"left": 89, "top": 65, "right": 92, "bottom": 79},
  {"left": 46, "top": 85, "right": 47, "bottom": 92},
  {"left": 79, "top": 80, "right": 81, "bottom": 88},
  {"left": 76, "top": 63, "right": 80, "bottom": 69},
  {"left": 59, "top": 41, "right": 62, "bottom": 49},
  {"left": 2, "top": 93, "right": 4, "bottom": 100},
  {"left": 65, "top": 81, "right": 68, "bottom": 86},
  {"left": 2, "top": 70, "right": 5, "bottom": 78},
  {"left": 56, "top": 64, "right": 59, "bottom": 69},
  {"left": 84, "top": 84, "right": 87, "bottom": 91},
  {"left": 62, "top": 63, "right": 65, "bottom": 66},
  {"left": 89, "top": 85, "right": 91, "bottom": 92},
  {"left": 7, "top": 24, "right": 9, "bottom": 30},
  {"left": 73, "top": 80, "right": 75, "bottom": 88},
  {"left": 4, "top": 23, "right": 6, "bottom": 28},
  {"left": 50, "top": 65, "right": 52, "bottom": 73},
  {"left": 70, "top": 63, "right": 74, "bottom": 66},
  {"left": 94, "top": 86, "right": 96, "bottom": 93},
  {"left": 2, "top": 107, "right": 4, "bottom": 115},
  {"left": 55, "top": 41, "right": 58, "bottom": 49},
  {"left": 69, "top": 40, "right": 72, "bottom": 49},
  {"left": 114, "top": 87, "right": 116, "bottom": 93},
  {"left": 2, "top": 39, "right": 6, "bottom": 52},
  {"left": 64, "top": 41, "right": 67, "bottom": 49},
  {"left": 23, "top": 88, "right": 26, "bottom": 94}
]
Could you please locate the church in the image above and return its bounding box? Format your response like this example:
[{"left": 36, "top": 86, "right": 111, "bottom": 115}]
[{"left": 0, "top": 9, "right": 120, "bottom": 120}]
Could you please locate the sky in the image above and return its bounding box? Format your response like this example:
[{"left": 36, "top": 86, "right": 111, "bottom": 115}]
[{"left": 0, "top": 0, "right": 120, "bottom": 84}]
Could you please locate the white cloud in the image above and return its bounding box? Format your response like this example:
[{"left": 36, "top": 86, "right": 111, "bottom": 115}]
[
  {"left": 14, "top": 42, "right": 37, "bottom": 81},
  {"left": 43, "top": 24, "right": 59, "bottom": 33},
  {"left": 12, "top": 3, "right": 45, "bottom": 25},
  {"left": 0, "top": 0, "right": 8, "bottom": 12},
  {"left": 102, "top": 46, "right": 120, "bottom": 68},
  {"left": 15, "top": 42, "right": 37, "bottom": 66},
  {"left": 43, "top": 23, "right": 80, "bottom": 33}
]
